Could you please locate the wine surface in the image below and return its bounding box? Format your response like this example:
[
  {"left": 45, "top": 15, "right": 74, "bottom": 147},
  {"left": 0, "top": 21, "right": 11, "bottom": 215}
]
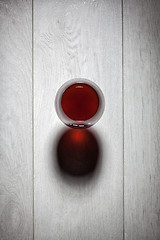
[{"left": 61, "top": 83, "right": 99, "bottom": 121}]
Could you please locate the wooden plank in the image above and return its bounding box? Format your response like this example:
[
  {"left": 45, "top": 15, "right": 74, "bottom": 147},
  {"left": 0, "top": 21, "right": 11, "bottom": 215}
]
[
  {"left": 124, "top": 0, "right": 160, "bottom": 239},
  {"left": 0, "top": 1, "right": 33, "bottom": 239},
  {"left": 34, "top": 0, "right": 123, "bottom": 239}
]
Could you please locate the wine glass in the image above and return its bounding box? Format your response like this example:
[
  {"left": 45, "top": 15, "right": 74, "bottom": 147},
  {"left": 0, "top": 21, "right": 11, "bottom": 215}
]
[{"left": 55, "top": 78, "right": 105, "bottom": 128}]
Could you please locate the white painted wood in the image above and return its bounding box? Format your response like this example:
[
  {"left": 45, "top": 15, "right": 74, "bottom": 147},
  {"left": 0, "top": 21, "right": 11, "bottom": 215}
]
[
  {"left": 0, "top": 0, "right": 33, "bottom": 239},
  {"left": 124, "top": 0, "right": 160, "bottom": 239},
  {"left": 34, "top": 0, "right": 123, "bottom": 239}
]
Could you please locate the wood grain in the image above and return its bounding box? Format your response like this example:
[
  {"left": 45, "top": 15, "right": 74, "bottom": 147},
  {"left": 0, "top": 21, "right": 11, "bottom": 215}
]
[
  {"left": 34, "top": 0, "right": 123, "bottom": 239},
  {"left": 0, "top": 1, "right": 33, "bottom": 239},
  {"left": 124, "top": 0, "right": 160, "bottom": 239}
]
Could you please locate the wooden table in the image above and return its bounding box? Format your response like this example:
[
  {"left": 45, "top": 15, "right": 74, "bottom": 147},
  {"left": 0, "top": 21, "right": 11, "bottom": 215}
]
[{"left": 0, "top": 0, "right": 160, "bottom": 239}]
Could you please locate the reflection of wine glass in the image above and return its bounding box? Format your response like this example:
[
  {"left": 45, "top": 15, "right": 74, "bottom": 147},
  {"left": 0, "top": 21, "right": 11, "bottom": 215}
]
[{"left": 55, "top": 78, "right": 105, "bottom": 128}]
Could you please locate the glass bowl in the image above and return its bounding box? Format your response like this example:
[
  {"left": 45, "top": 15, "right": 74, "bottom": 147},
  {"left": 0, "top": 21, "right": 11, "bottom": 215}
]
[{"left": 55, "top": 78, "right": 105, "bottom": 128}]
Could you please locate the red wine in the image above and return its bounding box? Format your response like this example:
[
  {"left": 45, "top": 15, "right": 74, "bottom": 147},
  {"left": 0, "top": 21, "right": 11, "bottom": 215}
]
[
  {"left": 55, "top": 78, "right": 105, "bottom": 128},
  {"left": 61, "top": 83, "right": 99, "bottom": 121}
]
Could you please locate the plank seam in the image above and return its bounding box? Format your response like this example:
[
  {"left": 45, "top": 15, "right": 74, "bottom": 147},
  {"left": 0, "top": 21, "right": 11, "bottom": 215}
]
[
  {"left": 32, "top": 0, "right": 34, "bottom": 239},
  {"left": 121, "top": 0, "right": 125, "bottom": 240}
]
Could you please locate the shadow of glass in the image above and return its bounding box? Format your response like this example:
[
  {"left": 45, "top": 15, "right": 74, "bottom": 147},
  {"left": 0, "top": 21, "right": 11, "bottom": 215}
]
[
  {"left": 50, "top": 126, "right": 103, "bottom": 189},
  {"left": 56, "top": 128, "right": 100, "bottom": 177},
  {"left": 48, "top": 125, "right": 105, "bottom": 195}
]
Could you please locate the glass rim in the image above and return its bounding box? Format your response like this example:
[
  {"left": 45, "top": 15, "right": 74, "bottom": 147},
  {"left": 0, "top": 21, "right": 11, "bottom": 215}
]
[{"left": 55, "top": 78, "right": 105, "bottom": 128}]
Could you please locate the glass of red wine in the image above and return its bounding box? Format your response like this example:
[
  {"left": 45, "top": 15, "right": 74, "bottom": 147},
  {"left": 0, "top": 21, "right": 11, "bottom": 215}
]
[{"left": 55, "top": 78, "right": 105, "bottom": 128}]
